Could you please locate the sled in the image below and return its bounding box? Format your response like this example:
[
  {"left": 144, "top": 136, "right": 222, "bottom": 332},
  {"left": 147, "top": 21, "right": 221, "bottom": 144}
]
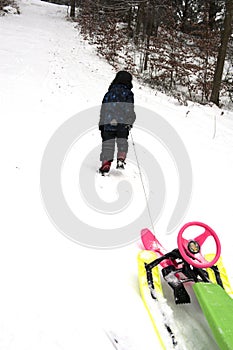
[{"left": 138, "top": 221, "right": 233, "bottom": 350}]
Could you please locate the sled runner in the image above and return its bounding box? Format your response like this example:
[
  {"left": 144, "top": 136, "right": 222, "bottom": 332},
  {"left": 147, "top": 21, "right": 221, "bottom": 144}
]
[{"left": 138, "top": 222, "right": 233, "bottom": 350}]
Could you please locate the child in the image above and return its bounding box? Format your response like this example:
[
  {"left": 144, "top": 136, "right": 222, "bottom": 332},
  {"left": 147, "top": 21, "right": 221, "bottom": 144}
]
[{"left": 98, "top": 71, "right": 136, "bottom": 175}]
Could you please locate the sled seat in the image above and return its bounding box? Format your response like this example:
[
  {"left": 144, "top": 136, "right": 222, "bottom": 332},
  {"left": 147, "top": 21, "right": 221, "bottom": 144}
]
[{"left": 193, "top": 282, "right": 233, "bottom": 350}]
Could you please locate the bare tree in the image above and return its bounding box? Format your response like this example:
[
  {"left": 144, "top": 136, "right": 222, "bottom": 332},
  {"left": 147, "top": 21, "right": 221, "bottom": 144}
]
[
  {"left": 70, "top": 0, "right": 75, "bottom": 18},
  {"left": 210, "top": 0, "right": 233, "bottom": 106}
]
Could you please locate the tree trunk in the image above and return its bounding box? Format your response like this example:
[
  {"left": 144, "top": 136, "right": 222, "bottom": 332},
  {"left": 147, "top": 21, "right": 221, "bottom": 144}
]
[
  {"left": 180, "top": 0, "right": 189, "bottom": 33},
  {"left": 210, "top": 0, "right": 233, "bottom": 106},
  {"left": 144, "top": 3, "right": 154, "bottom": 71},
  {"left": 134, "top": 4, "right": 144, "bottom": 45},
  {"left": 70, "top": 0, "right": 76, "bottom": 18},
  {"left": 208, "top": 0, "right": 218, "bottom": 30}
]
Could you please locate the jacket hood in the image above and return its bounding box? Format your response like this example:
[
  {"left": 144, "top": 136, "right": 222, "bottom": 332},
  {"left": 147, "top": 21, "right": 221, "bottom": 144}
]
[{"left": 109, "top": 71, "right": 133, "bottom": 90}]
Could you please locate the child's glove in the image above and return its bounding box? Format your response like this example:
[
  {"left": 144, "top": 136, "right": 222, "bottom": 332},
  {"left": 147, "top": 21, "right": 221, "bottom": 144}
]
[{"left": 125, "top": 124, "right": 132, "bottom": 130}]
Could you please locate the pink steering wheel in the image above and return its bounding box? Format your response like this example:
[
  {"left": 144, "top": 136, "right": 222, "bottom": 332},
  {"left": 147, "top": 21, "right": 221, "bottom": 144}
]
[{"left": 177, "top": 221, "right": 221, "bottom": 268}]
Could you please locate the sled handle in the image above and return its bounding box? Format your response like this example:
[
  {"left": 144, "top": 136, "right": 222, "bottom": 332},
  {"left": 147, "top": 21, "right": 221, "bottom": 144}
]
[{"left": 177, "top": 222, "right": 221, "bottom": 268}]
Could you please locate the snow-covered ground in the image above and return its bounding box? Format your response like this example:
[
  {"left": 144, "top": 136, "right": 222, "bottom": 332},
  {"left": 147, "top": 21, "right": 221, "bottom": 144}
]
[{"left": 1, "top": 0, "right": 233, "bottom": 349}]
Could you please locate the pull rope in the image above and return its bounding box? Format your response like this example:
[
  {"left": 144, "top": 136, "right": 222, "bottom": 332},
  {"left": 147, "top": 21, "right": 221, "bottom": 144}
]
[{"left": 129, "top": 129, "right": 156, "bottom": 235}]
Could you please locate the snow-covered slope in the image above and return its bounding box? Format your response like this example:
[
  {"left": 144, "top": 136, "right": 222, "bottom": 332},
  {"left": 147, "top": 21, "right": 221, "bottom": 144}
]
[{"left": 1, "top": 1, "right": 233, "bottom": 349}]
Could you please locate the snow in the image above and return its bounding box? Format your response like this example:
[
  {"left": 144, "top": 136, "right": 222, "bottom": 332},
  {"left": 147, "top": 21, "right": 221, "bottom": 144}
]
[{"left": 1, "top": 0, "right": 233, "bottom": 349}]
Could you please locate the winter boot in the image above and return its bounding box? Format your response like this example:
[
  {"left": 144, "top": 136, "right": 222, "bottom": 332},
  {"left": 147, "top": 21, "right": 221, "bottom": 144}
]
[
  {"left": 99, "top": 160, "right": 111, "bottom": 175},
  {"left": 117, "top": 152, "right": 126, "bottom": 170},
  {"left": 117, "top": 159, "right": 126, "bottom": 169}
]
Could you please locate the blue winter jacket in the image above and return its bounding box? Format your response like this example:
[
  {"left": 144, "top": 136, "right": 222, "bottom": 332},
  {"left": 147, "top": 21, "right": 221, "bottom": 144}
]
[{"left": 99, "top": 84, "right": 136, "bottom": 132}]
